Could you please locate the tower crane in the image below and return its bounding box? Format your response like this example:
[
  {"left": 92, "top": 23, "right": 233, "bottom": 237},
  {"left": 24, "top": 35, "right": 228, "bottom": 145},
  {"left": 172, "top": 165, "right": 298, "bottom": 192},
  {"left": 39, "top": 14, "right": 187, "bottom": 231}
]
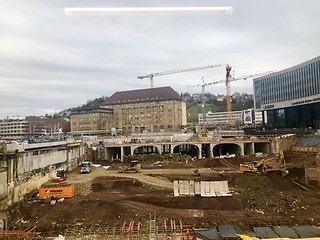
[
  {"left": 198, "top": 69, "right": 273, "bottom": 125},
  {"left": 138, "top": 64, "right": 221, "bottom": 88}
]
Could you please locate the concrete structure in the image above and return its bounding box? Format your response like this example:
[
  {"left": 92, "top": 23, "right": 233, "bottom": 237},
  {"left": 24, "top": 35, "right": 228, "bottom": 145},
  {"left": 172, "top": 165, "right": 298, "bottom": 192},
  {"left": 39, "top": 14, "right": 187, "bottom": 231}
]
[
  {"left": 254, "top": 55, "right": 320, "bottom": 129},
  {"left": 70, "top": 106, "right": 114, "bottom": 132},
  {"left": 101, "top": 138, "right": 277, "bottom": 161},
  {"left": 0, "top": 140, "right": 84, "bottom": 228},
  {"left": 103, "top": 86, "right": 187, "bottom": 134}
]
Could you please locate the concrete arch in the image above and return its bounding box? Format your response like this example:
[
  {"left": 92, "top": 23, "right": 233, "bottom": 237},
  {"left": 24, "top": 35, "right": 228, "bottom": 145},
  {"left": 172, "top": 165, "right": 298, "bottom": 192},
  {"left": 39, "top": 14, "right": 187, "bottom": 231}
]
[
  {"left": 212, "top": 143, "right": 242, "bottom": 157},
  {"left": 132, "top": 145, "right": 160, "bottom": 155},
  {"left": 172, "top": 144, "right": 200, "bottom": 158}
]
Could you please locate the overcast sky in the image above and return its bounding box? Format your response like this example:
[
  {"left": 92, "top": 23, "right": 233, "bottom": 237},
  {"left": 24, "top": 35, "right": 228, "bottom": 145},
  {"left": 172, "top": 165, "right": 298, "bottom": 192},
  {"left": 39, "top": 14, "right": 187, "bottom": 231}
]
[{"left": 0, "top": 0, "right": 319, "bottom": 119}]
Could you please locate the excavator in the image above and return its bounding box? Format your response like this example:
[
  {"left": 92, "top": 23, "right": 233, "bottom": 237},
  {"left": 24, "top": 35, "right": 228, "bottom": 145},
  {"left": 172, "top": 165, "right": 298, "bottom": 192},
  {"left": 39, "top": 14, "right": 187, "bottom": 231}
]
[
  {"left": 240, "top": 151, "right": 289, "bottom": 177},
  {"left": 51, "top": 168, "right": 67, "bottom": 182}
]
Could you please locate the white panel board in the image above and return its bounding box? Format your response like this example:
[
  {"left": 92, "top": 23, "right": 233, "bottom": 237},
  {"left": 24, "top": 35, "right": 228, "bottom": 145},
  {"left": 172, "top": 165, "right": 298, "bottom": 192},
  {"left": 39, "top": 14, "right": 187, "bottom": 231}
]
[
  {"left": 195, "top": 182, "right": 201, "bottom": 195},
  {"left": 179, "top": 180, "right": 185, "bottom": 195},
  {"left": 209, "top": 181, "right": 216, "bottom": 197},
  {"left": 221, "top": 180, "right": 232, "bottom": 196},
  {"left": 214, "top": 181, "right": 223, "bottom": 196},
  {"left": 189, "top": 180, "right": 195, "bottom": 196},
  {"left": 174, "top": 181, "right": 179, "bottom": 197},
  {"left": 184, "top": 180, "right": 190, "bottom": 195}
]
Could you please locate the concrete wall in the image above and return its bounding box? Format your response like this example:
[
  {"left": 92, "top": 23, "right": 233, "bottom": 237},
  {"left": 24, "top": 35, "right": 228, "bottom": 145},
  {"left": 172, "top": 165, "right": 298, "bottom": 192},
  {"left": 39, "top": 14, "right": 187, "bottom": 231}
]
[{"left": 0, "top": 141, "right": 83, "bottom": 228}]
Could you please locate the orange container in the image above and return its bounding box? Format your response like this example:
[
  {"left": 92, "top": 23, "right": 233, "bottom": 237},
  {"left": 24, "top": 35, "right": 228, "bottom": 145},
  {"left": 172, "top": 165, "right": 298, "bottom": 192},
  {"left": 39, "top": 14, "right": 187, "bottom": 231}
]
[{"left": 38, "top": 182, "right": 75, "bottom": 200}]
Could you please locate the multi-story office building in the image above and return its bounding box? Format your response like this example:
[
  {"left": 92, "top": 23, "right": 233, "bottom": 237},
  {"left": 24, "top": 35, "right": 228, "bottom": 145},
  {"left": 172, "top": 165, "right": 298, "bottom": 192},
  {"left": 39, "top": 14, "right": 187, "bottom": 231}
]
[
  {"left": 70, "top": 107, "right": 113, "bottom": 132},
  {"left": 103, "top": 86, "right": 187, "bottom": 133},
  {"left": 254, "top": 56, "right": 320, "bottom": 129},
  {"left": 0, "top": 119, "right": 29, "bottom": 137},
  {"left": 199, "top": 111, "right": 243, "bottom": 126}
]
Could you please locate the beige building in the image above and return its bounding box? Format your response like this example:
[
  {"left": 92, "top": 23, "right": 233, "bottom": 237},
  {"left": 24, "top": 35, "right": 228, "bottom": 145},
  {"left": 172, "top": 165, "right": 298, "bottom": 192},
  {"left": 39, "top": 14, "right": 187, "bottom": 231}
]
[
  {"left": 0, "top": 119, "right": 29, "bottom": 139},
  {"left": 103, "top": 86, "right": 187, "bottom": 133},
  {"left": 70, "top": 107, "right": 113, "bottom": 132}
]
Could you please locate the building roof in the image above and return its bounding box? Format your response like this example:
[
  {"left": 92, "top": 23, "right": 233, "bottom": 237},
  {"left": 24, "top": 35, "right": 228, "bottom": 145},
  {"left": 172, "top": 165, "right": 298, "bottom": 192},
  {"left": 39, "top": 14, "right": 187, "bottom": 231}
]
[{"left": 104, "top": 86, "right": 182, "bottom": 105}]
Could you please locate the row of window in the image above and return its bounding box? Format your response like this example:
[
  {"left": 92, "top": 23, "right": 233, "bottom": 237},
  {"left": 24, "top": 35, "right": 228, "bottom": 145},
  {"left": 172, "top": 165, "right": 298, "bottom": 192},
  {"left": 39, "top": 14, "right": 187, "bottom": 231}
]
[{"left": 257, "top": 58, "right": 320, "bottom": 105}]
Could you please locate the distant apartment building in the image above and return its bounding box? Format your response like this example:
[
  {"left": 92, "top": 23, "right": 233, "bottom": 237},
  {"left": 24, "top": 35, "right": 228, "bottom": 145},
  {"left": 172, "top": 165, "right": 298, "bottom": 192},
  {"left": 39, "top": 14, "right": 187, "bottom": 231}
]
[
  {"left": 70, "top": 107, "right": 113, "bottom": 132},
  {"left": 199, "top": 111, "right": 243, "bottom": 125},
  {"left": 103, "top": 86, "right": 187, "bottom": 133},
  {"left": 0, "top": 117, "right": 70, "bottom": 140},
  {"left": 26, "top": 116, "right": 70, "bottom": 134},
  {"left": 0, "top": 119, "right": 29, "bottom": 137}
]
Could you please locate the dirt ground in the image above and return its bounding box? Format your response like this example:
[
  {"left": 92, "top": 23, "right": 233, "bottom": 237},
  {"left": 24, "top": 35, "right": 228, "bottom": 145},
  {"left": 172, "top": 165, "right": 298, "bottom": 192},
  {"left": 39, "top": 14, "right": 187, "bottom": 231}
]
[{"left": 8, "top": 151, "right": 320, "bottom": 236}]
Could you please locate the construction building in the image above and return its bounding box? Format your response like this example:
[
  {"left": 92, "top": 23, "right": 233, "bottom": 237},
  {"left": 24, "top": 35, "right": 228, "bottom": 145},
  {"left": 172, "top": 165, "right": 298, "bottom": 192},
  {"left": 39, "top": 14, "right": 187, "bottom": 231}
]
[
  {"left": 103, "top": 86, "right": 187, "bottom": 134},
  {"left": 254, "top": 55, "right": 320, "bottom": 129},
  {"left": 70, "top": 107, "right": 113, "bottom": 132}
]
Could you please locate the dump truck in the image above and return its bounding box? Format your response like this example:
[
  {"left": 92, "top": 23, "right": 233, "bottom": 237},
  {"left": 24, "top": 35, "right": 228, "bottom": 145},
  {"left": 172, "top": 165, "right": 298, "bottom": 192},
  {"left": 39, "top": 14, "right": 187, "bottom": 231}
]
[
  {"left": 118, "top": 160, "right": 141, "bottom": 173},
  {"left": 240, "top": 150, "right": 288, "bottom": 176},
  {"left": 38, "top": 182, "right": 74, "bottom": 200}
]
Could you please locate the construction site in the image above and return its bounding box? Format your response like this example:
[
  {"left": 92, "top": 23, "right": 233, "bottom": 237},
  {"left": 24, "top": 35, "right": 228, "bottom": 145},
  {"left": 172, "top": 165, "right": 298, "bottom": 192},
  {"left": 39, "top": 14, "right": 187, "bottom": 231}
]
[{"left": 5, "top": 138, "right": 320, "bottom": 239}]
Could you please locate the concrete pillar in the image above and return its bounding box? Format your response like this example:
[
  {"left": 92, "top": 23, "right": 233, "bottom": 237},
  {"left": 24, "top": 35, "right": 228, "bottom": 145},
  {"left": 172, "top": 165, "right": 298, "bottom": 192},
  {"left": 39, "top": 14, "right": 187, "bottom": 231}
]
[
  {"left": 239, "top": 143, "right": 245, "bottom": 155},
  {"left": 170, "top": 145, "right": 176, "bottom": 154},
  {"left": 155, "top": 145, "right": 162, "bottom": 155},
  {"left": 247, "top": 143, "right": 254, "bottom": 155},
  {"left": 120, "top": 147, "right": 124, "bottom": 162},
  {"left": 210, "top": 144, "right": 216, "bottom": 157}
]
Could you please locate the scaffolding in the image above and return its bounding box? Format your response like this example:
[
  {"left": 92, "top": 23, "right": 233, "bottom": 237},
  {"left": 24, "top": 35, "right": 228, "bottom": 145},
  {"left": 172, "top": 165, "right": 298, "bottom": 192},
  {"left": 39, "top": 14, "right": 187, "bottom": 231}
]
[{"left": 63, "top": 214, "right": 193, "bottom": 239}]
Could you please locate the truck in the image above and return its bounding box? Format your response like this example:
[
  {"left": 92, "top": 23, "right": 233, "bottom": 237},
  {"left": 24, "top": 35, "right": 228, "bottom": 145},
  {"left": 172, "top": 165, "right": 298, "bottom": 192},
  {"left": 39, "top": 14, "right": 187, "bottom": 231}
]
[{"left": 80, "top": 161, "right": 91, "bottom": 174}]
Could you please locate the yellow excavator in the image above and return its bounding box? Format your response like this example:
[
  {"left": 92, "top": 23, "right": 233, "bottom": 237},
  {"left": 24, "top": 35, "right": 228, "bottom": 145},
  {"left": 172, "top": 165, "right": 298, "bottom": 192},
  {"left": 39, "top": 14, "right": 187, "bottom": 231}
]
[{"left": 240, "top": 151, "right": 288, "bottom": 176}]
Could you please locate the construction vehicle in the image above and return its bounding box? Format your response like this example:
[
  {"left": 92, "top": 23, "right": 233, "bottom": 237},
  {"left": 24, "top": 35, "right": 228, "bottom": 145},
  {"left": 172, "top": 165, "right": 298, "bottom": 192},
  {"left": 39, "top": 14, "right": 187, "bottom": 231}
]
[
  {"left": 80, "top": 161, "right": 91, "bottom": 173},
  {"left": 240, "top": 150, "right": 288, "bottom": 176},
  {"left": 51, "top": 168, "right": 67, "bottom": 182},
  {"left": 38, "top": 182, "right": 74, "bottom": 199},
  {"left": 118, "top": 160, "right": 141, "bottom": 173}
]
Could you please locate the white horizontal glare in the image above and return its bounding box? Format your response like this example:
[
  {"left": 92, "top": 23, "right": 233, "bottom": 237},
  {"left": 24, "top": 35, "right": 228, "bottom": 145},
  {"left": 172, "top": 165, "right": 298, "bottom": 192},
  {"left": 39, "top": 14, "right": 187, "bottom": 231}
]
[{"left": 64, "top": 6, "right": 234, "bottom": 16}]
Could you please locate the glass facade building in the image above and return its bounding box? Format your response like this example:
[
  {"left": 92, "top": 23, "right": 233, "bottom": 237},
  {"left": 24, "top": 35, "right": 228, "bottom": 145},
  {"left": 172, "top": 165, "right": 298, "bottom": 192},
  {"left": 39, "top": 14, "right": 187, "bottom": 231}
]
[{"left": 253, "top": 56, "right": 320, "bottom": 129}]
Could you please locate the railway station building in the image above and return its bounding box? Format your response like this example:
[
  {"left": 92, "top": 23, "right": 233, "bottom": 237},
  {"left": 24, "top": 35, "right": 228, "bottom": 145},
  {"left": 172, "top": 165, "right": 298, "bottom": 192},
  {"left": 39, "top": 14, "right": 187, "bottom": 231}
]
[{"left": 253, "top": 56, "right": 320, "bottom": 129}]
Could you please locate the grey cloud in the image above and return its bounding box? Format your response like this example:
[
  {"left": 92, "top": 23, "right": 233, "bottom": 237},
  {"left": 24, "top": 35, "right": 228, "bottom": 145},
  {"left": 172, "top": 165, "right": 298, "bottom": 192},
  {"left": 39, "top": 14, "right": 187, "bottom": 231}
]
[{"left": 0, "top": 0, "right": 319, "bottom": 118}]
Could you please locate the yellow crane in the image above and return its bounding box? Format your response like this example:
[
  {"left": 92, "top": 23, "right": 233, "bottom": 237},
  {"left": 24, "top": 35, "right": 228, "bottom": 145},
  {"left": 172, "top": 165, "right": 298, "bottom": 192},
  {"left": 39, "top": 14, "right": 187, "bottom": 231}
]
[
  {"left": 138, "top": 64, "right": 221, "bottom": 88},
  {"left": 197, "top": 69, "right": 273, "bottom": 125}
]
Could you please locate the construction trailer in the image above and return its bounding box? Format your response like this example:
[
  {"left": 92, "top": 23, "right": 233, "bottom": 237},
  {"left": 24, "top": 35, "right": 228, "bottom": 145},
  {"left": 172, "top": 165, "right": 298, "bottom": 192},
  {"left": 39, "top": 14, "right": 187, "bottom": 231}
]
[{"left": 38, "top": 182, "right": 74, "bottom": 200}]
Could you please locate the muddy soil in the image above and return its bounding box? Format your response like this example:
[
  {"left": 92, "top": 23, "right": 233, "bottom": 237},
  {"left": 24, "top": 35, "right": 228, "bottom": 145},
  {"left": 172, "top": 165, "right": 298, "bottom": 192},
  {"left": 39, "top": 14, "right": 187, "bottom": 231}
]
[{"left": 7, "top": 151, "right": 320, "bottom": 236}]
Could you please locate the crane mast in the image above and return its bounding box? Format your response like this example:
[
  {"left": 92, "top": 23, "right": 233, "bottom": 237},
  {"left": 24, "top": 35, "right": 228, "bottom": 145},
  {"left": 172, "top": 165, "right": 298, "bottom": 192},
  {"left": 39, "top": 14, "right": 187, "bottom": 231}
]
[
  {"left": 225, "top": 64, "right": 233, "bottom": 125},
  {"left": 198, "top": 69, "right": 273, "bottom": 126},
  {"left": 138, "top": 64, "right": 221, "bottom": 88}
]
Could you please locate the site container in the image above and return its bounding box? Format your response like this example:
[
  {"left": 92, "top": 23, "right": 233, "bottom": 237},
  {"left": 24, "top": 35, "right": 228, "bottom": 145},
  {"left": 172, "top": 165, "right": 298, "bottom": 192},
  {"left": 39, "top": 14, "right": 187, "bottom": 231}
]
[{"left": 38, "top": 182, "right": 74, "bottom": 199}]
